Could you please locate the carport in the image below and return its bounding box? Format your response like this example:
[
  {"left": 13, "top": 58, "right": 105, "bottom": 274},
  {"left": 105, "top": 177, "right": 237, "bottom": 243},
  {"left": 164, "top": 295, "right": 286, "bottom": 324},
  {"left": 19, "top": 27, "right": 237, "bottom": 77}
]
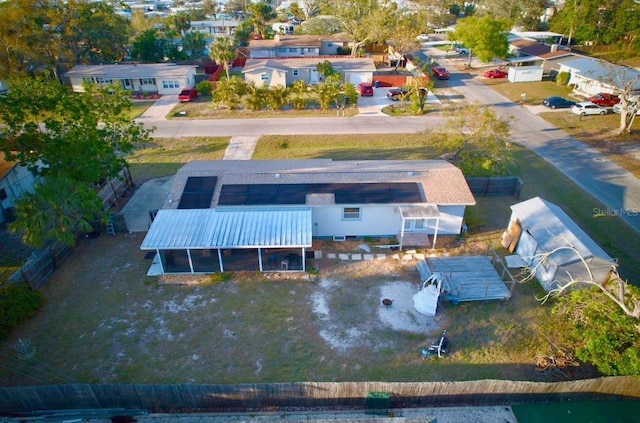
[{"left": 140, "top": 208, "right": 312, "bottom": 274}]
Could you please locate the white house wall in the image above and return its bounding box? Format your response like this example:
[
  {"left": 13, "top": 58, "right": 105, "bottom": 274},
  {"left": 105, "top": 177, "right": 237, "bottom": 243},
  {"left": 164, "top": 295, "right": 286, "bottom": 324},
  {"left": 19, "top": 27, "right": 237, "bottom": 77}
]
[
  {"left": 0, "top": 164, "right": 38, "bottom": 224},
  {"left": 311, "top": 204, "right": 466, "bottom": 238},
  {"left": 68, "top": 69, "right": 197, "bottom": 94},
  {"left": 245, "top": 69, "right": 287, "bottom": 87}
]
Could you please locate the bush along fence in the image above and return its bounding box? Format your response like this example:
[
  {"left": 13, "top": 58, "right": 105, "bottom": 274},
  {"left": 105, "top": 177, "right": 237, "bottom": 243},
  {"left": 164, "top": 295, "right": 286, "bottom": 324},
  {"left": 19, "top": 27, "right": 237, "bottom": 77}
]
[
  {"left": 1, "top": 378, "right": 639, "bottom": 415},
  {"left": 465, "top": 176, "right": 523, "bottom": 198}
]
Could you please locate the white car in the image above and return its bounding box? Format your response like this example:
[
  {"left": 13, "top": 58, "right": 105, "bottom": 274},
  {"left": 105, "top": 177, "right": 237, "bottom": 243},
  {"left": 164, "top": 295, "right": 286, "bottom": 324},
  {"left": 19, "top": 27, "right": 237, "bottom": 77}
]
[
  {"left": 613, "top": 103, "right": 640, "bottom": 115},
  {"left": 571, "top": 101, "right": 608, "bottom": 116},
  {"left": 416, "top": 34, "right": 429, "bottom": 41}
]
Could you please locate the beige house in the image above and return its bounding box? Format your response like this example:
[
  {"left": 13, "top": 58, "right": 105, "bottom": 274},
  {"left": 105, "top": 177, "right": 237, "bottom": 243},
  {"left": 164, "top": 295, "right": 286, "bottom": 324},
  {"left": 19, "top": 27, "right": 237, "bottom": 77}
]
[
  {"left": 64, "top": 64, "right": 198, "bottom": 95},
  {"left": 248, "top": 33, "right": 353, "bottom": 59},
  {"left": 242, "top": 57, "right": 376, "bottom": 87}
]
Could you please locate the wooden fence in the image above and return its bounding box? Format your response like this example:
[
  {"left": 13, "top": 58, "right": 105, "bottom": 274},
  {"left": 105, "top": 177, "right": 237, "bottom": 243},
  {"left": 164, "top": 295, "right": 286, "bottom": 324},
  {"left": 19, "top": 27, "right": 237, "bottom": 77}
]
[
  {"left": 465, "top": 176, "right": 523, "bottom": 198},
  {"left": 16, "top": 243, "right": 73, "bottom": 289},
  {"left": 1, "top": 378, "right": 639, "bottom": 414},
  {"left": 97, "top": 169, "right": 133, "bottom": 211}
]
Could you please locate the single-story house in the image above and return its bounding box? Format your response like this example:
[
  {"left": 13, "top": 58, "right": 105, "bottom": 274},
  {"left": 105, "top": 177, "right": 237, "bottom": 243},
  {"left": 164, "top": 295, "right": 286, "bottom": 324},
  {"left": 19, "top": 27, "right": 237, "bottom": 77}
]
[
  {"left": 242, "top": 57, "right": 376, "bottom": 87},
  {"left": 0, "top": 158, "right": 38, "bottom": 224},
  {"left": 507, "top": 38, "right": 576, "bottom": 75},
  {"left": 189, "top": 20, "right": 239, "bottom": 38},
  {"left": 248, "top": 33, "right": 353, "bottom": 59},
  {"left": 503, "top": 197, "right": 616, "bottom": 291},
  {"left": 558, "top": 57, "right": 640, "bottom": 97},
  {"left": 140, "top": 160, "right": 476, "bottom": 274},
  {"left": 64, "top": 64, "right": 198, "bottom": 95}
]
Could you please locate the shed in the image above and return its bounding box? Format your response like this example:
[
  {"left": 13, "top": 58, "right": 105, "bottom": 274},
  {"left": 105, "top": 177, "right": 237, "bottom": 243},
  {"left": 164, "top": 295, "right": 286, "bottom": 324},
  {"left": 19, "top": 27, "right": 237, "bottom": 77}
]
[{"left": 503, "top": 197, "right": 616, "bottom": 291}]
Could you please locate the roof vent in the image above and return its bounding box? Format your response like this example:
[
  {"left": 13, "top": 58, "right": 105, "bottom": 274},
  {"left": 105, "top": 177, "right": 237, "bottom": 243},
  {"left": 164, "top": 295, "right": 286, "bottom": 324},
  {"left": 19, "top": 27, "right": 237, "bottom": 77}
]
[{"left": 275, "top": 173, "right": 280, "bottom": 179}]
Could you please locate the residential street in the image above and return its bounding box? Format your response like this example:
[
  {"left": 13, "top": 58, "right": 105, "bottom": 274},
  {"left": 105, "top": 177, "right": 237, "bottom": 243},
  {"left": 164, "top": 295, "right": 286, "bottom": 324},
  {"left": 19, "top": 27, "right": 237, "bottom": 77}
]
[{"left": 140, "top": 56, "right": 640, "bottom": 233}]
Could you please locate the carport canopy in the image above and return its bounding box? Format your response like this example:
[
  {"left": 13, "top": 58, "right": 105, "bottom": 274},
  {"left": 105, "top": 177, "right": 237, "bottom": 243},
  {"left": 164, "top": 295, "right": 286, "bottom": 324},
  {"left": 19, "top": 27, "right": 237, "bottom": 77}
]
[{"left": 140, "top": 207, "right": 313, "bottom": 250}]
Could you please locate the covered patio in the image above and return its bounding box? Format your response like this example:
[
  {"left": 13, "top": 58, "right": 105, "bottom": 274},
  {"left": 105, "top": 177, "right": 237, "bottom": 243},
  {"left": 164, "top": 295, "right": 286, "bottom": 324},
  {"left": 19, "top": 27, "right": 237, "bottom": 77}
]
[
  {"left": 141, "top": 208, "right": 312, "bottom": 274},
  {"left": 398, "top": 205, "right": 441, "bottom": 250}
]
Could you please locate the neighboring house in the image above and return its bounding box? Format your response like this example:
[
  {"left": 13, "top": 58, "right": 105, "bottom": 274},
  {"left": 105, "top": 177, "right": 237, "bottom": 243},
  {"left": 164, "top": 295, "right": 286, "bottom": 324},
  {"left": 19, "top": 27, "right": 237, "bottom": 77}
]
[
  {"left": 507, "top": 38, "right": 576, "bottom": 75},
  {"left": 64, "top": 64, "right": 198, "bottom": 95},
  {"left": 242, "top": 57, "right": 376, "bottom": 87},
  {"left": 140, "top": 160, "right": 476, "bottom": 275},
  {"left": 0, "top": 159, "right": 38, "bottom": 225},
  {"left": 248, "top": 34, "right": 353, "bottom": 59},
  {"left": 189, "top": 20, "right": 239, "bottom": 38},
  {"left": 558, "top": 57, "right": 640, "bottom": 97},
  {"left": 503, "top": 197, "right": 616, "bottom": 291},
  {"left": 272, "top": 22, "right": 297, "bottom": 35}
]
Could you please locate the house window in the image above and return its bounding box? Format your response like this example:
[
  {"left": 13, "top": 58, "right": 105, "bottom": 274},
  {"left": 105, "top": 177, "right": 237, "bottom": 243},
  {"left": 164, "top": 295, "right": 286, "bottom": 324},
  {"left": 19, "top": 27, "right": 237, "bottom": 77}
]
[
  {"left": 277, "top": 47, "right": 287, "bottom": 53},
  {"left": 292, "top": 69, "right": 299, "bottom": 76},
  {"left": 162, "top": 80, "right": 180, "bottom": 89},
  {"left": 343, "top": 207, "right": 361, "bottom": 220},
  {"left": 289, "top": 48, "right": 297, "bottom": 53},
  {"left": 140, "top": 78, "right": 156, "bottom": 85},
  {"left": 261, "top": 73, "right": 269, "bottom": 80},
  {"left": 0, "top": 188, "right": 7, "bottom": 201},
  {"left": 327, "top": 42, "right": 333, "bottom": 47}
]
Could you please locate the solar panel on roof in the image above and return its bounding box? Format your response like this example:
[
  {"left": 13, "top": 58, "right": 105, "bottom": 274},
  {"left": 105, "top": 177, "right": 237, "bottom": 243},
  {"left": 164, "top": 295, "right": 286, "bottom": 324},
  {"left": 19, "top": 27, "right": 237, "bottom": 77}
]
[
  {"left": 217, "top": 182, "right": 423, "bottom": 206},
  {"left": 178, "top": 176, "right": 217, "bottom": 209}
]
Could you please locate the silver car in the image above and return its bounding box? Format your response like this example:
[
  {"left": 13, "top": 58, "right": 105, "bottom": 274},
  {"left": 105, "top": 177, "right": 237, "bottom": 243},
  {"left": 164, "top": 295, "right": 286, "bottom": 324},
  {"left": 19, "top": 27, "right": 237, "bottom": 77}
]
[{"left": 571, "top": 101, "right": 607, "bottom": 116}]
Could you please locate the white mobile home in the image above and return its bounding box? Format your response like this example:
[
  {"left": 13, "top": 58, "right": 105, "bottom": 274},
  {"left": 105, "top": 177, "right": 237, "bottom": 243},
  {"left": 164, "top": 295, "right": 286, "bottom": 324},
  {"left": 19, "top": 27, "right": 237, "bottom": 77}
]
[{"left": 141, "top": 160, "right": 476, "bottom": 274}]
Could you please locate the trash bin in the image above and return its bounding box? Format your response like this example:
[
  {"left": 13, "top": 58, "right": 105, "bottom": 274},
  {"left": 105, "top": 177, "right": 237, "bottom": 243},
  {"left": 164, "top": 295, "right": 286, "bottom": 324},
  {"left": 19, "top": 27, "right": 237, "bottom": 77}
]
[
  {"left": 365, "top": 391, "right": 391, "bottom": 415},
  {"left": 374, "top": 80, "right": 381, "bottom": 88}
]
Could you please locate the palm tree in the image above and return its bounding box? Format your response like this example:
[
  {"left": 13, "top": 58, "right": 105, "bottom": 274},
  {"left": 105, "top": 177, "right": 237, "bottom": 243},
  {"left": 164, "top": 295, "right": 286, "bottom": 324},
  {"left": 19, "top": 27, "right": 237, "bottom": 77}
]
[
  {"left": 210, "top": 36, "right": 237, "bottom": 79},
  {"left": 266, "top": 85, "right": 289, "bottom": 110},
  {"left": 289, "top": 80, "right": 308, "bottom": 110}
]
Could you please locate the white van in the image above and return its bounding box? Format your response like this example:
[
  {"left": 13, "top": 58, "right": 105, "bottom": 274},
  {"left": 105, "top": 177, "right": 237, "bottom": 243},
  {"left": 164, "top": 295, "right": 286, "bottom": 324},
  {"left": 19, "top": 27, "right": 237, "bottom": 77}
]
[{"left": 613, "top": 96, "right": 640, "bottom": 115}]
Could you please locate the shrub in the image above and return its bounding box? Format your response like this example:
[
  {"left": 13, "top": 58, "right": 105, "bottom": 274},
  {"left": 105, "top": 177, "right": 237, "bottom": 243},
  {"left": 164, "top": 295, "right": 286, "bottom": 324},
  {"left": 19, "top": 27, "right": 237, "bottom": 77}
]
[
  {"left": 0, "top": 281, "right": 45, "bottom": 340},
  {"left": 196, "top": 80, "right": 213, "bottom": 96},
  {"left": 556, "top": 71, "right": 570, "bottom": 86}
]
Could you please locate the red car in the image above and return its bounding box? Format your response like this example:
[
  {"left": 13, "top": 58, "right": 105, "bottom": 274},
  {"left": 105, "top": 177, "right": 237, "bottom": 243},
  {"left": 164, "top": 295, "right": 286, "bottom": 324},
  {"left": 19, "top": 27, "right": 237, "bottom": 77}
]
[
  {"left": 484, "top": 69, "right": 508, "bottom": 79},
  {"left": 178, "top": 88, "right": 198, "bottom": 102},
  {"left": 358, "top": 82, "right": 374, "bottom": 96},
  {"left": 432, "top": 67, "right": 450, "bottom": 80},
  {"left": 586, "top": 93, "right": 620, "bottom": 107}
]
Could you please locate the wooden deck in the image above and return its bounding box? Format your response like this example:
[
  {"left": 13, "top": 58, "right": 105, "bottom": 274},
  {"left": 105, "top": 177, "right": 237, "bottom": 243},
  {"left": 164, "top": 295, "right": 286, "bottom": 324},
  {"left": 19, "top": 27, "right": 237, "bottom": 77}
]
[{"left": 426, "top": 254, "right": 514, "bottom": 303}]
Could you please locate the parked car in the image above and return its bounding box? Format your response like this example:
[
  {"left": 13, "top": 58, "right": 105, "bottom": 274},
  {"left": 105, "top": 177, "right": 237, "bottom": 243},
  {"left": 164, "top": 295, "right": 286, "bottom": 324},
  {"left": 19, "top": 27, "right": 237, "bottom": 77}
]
[
  {"left": 416, "top": 34, "right": 429, "bottom": 41},
  {"left": 453, "top": 45, "right": 469, "bottom": 55},
  {"left": 483, "top": 69, "right": 508, "bottom": 79},
  {"left": 432, "top": 67, "right": 450, "bottom": 80},
  {"left": 178, "top": 88, "right": 198, "bottom": 102},
  {"left": 358, "top": 82, "right": 374, "bottom": 96},
  {"left": 613, "top": 102, "right": 640, "bottom": 115},
  {"left": 386, "top": 87, "right": 427, "bottom": 101},
  {"left": 586, "top": 93, "right": 620, "bottom": 107},
  {"left": 542, "top": 96, "right": 577, "bottom": 109},
  {"left": 571, "top": 101, "right": 608, "bottom": 116}
]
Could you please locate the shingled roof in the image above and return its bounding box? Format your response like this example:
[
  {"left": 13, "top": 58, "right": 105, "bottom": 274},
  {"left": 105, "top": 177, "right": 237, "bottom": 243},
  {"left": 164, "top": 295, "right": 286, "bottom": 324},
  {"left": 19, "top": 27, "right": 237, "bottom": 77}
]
[{"left": 166, "top": 160, "right": 476, "bottom": 209}]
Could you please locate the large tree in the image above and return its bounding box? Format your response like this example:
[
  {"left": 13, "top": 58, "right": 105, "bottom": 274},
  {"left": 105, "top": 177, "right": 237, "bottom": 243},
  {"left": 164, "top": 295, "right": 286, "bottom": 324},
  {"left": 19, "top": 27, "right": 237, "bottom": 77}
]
[
  {"left": 181, "top": 31, "right": 208, "bottom": 60},
  {"left": 0, "top": 78, "right": 152, "bottom": 246},
  {"left": 474, "top": 0, "right": 546, "bottom": 30},
  {"left": 131, "top": 29, "right": 167, "bottom": 63},
  {"left": 321, "top": 0, "right": 394, "bottom": 56},
  {"left": 450, "top": 15, "right": 510, "bottom": 67},
  {"left": 428, "top": 104, "right": 514, "bottom": 176}
]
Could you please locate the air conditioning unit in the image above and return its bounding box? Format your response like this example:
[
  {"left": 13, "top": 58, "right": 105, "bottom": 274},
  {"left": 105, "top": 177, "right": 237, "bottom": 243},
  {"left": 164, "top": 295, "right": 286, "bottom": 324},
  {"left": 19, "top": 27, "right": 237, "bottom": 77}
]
[{"left": 332, "top": 235, "right": 347, "bottom": 242}]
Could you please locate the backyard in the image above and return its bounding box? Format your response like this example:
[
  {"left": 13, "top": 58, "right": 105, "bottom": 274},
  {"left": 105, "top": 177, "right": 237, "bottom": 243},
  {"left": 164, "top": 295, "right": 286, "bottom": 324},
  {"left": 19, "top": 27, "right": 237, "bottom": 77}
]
[{"left": 1, "top": 74, "right": 640, "bottom": 387}]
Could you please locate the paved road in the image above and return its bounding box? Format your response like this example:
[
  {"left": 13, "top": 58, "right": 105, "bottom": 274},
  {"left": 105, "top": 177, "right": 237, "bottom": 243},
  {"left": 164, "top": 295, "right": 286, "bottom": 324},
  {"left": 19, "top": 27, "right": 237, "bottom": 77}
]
[
  {"left": 139, "top": 60, "right": 640, "bottom": 233},
  {"left": 431, "top": 49, "right": 640, "bottom": 233}
]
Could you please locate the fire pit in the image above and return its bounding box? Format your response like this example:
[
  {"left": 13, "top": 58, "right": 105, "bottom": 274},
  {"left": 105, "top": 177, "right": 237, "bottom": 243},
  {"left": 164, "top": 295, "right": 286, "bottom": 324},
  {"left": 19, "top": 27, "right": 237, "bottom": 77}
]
[{"left": 382, "top": 298, "right": 393, "bottom": 306}]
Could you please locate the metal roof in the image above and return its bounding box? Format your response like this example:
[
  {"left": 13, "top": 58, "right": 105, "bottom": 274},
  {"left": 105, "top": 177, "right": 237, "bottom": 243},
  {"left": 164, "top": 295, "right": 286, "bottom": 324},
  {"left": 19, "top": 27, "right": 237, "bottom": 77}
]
[
  {"left": 400, "top": 205, "right": 440, "bottom": 219},
  {"left": 141, "top": 208, "right": 312, "bottom": 250},
  {"left": 64, "top": 64, "right": 197, "bottom": 79},
  {"left": 510, "top": 197, "right": 614, "bottom": 266}
]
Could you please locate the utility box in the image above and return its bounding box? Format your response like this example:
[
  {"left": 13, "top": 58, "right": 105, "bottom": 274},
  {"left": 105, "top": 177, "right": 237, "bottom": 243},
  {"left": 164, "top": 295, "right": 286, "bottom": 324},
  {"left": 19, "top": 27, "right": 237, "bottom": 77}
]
[{"left": 365, "top": 391, "right": 391, "bottom": 415}]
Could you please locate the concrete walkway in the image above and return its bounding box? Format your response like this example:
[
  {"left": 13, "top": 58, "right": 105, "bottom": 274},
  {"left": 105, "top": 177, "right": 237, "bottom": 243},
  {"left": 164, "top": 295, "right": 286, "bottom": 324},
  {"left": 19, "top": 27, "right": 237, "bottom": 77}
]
[{"left": 223, "top": 135, "right": 260, "bottom": 160}]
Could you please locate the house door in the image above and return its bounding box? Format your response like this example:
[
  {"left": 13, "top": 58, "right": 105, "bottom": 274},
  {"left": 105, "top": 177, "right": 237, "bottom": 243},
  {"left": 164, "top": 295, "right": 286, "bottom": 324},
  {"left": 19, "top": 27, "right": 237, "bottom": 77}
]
[
  {"left": 404, "top": 219, "right": 426, "bottom": 232},
  {"left": 122, "top": 79, "right": 133, "bottom": 90},
  {"left": 310, "top": 69, "right": 319, "bottom": 85}
]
